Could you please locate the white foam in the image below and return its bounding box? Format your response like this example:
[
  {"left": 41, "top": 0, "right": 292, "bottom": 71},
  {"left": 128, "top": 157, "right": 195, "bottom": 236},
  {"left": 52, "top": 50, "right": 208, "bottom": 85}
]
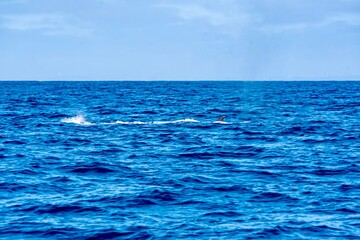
[
  {"left": 61, "top": 115, "right": 92, "bottom": 125},
  {"left": 114, "top": 121, "right": 149, "bottom": 125},
  {"left": 113, "top": 118, "right": 200, "bottom": 125},
  {"left": 60, "top": 116, "right": 228, "bottom": 126},
  {"left": 172, "top": 119, "right": 199, "bottom": 123},
  {"left": 213, "top": 120, "right": 231, "bottom": 124}
]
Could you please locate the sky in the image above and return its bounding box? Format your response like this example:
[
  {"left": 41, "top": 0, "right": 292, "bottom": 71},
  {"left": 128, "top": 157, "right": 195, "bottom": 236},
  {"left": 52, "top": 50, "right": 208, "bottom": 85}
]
[{"left": 0, "top": 0, "right": 359, "bottom": 80}]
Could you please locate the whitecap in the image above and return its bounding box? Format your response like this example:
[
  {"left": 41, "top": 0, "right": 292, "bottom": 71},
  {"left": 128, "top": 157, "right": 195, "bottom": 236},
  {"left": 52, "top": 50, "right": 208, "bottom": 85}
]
[{"left": 61, "top": 115, "right": 92, "bottom": 125}]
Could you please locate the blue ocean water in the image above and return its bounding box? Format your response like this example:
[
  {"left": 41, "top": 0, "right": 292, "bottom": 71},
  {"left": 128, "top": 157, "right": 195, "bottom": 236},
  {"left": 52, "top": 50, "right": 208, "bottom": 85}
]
[{"left": 0, "top": 81, "right": 360, "bottom": 239}]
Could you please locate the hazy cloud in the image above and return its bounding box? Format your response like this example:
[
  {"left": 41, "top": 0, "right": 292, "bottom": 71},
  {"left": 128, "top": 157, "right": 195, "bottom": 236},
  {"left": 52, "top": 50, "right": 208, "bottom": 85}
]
[
  {"left": 0, "top": 13, "right": 91, "bottom": 37},
  {"left": 157, "top": 1, "right": 257, "bottom": 36},
  {"left": 322, "top": 13, "right": 360, "bottom": 26},
  {"left": 159, "top": 0, "right": 360, "bottom": 35},
  {"left": 159, "top": 3, "right": 230, "bottom": 26},
  {"left": 261, "top": 13, "right": 360, "bottom": 34}
]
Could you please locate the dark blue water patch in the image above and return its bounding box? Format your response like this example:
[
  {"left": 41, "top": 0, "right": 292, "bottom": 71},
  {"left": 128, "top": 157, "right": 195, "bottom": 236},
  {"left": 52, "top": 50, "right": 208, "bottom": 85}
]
[
  {"left": 62, "top": 162, "right": 126, "bottom": 174},
  {"left": 250, "top": 192, "right": 299, "bottom": 203},
  {"left": 85, "top": 195, "right": 126, "bottom": 204},
  {"left": 1, "top": 81, "right": 360, "bottom": 239},
  {"left": 48, "top": 113, "right": 69, "bottom": 119},
  {"left": 131, "top": 189, "right": 181, "bottom": 204},
  {"left": 0, "top": 182, "right": 27, "bottom": 192},
  {"left": 85, "top": 230, "right": 134, "bottom": 240},
  {"left": 41, "top": 227, "right": 82, "bottom": 238},
  {"left": 300, "top": 225, "right": 343, "bottom": 237},
  {"left": 34, "top": 204, "right": 104, "bottom": 214},
  {"left": 249, "top": 225, "right": 294, "bottom": 239},
  {"left": 202, "top": 211, "right": 242, "bottom": 218},
  {"left": 172, "top": 199, "right": 206, "bottom": 205},
  {"left": 44, "top": 155, "right": 62, "bottom": 161},
  {"left": 310, "top": 168, "right": 352, "bottom": 176},
  {"left": 335, "top": 208, "right": 358, "bottom": 214},
  {"left": 48, "top": 176, "right": 73, "bottom": 183},
  {"left": 243, "top": 130, "right": 264, "bottom": 135},
  {"left": 302, "top": 138, "right": 337, "bottom": 144},
  {"left": 3, "top": 140, "right": 26, "bottom": 145},
  {"left": 178, "top": 152, "right": 216, "bottom": 159},
  {"left": 205, "top": 184, "right": 250, "bottom": 193},
  {"left": 70, "top": 166, "right": 115, "bottom": 174},
  {"left": 85, "top": 227, "right": 153, "bottom": 240},
  {"left": 178, "top": 146, "right": 264, "bottom": 159},
  {"left": 141, "top": 110, "right": 158, "bottom": 114},
  {"left": 228, "top": 169, "right": 282, "bottom": 179},
  {"left": 90, "top": 148, "right": 125, "bottom": 156},
  {"left": 16, "top": 168, "right": 41, "bottom": 175},
  {"left": 180, "top": 175, "right": 211, "bottom": 184},
  {"left": 66, "top": 138, "right": 93, "bottom": 144},
  {"left": 339, "top": 184, "right": 360, "bottom": 192}
]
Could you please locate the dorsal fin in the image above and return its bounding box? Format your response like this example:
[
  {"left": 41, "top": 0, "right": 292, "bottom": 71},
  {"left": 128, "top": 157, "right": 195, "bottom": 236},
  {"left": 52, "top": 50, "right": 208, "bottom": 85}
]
[{"left": 217, "top": 116, "right": 225, "bottom": 122}]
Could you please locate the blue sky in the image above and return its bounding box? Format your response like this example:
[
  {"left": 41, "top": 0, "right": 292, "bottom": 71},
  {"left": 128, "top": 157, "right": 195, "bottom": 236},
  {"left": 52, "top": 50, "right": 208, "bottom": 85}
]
[{"left": 0, "top": 0, "right": 359, "bottom": 80}]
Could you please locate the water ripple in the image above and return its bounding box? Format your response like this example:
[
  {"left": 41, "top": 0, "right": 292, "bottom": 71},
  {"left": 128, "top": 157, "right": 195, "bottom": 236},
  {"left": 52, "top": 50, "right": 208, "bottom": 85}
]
[{"left": 0, "top": 81, "right": 360, "bottom": 239}]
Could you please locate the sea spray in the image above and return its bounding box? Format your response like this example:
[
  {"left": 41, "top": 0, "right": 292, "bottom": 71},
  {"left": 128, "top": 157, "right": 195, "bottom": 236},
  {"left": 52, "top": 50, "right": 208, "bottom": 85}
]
[{"left": 61, "top": 114, "right": 92, "bottom": 125}]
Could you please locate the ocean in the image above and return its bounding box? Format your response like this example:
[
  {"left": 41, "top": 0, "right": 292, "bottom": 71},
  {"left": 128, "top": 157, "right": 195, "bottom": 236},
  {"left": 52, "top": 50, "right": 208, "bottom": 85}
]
[{"left": 0, "top": 81, "right": 359, "bottom": 239}]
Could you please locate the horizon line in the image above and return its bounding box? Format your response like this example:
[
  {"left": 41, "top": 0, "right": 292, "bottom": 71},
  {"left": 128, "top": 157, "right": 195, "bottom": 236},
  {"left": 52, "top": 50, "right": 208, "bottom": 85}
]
[{"left": 0, "top": 79, "right": 359, "bottom": 82}]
